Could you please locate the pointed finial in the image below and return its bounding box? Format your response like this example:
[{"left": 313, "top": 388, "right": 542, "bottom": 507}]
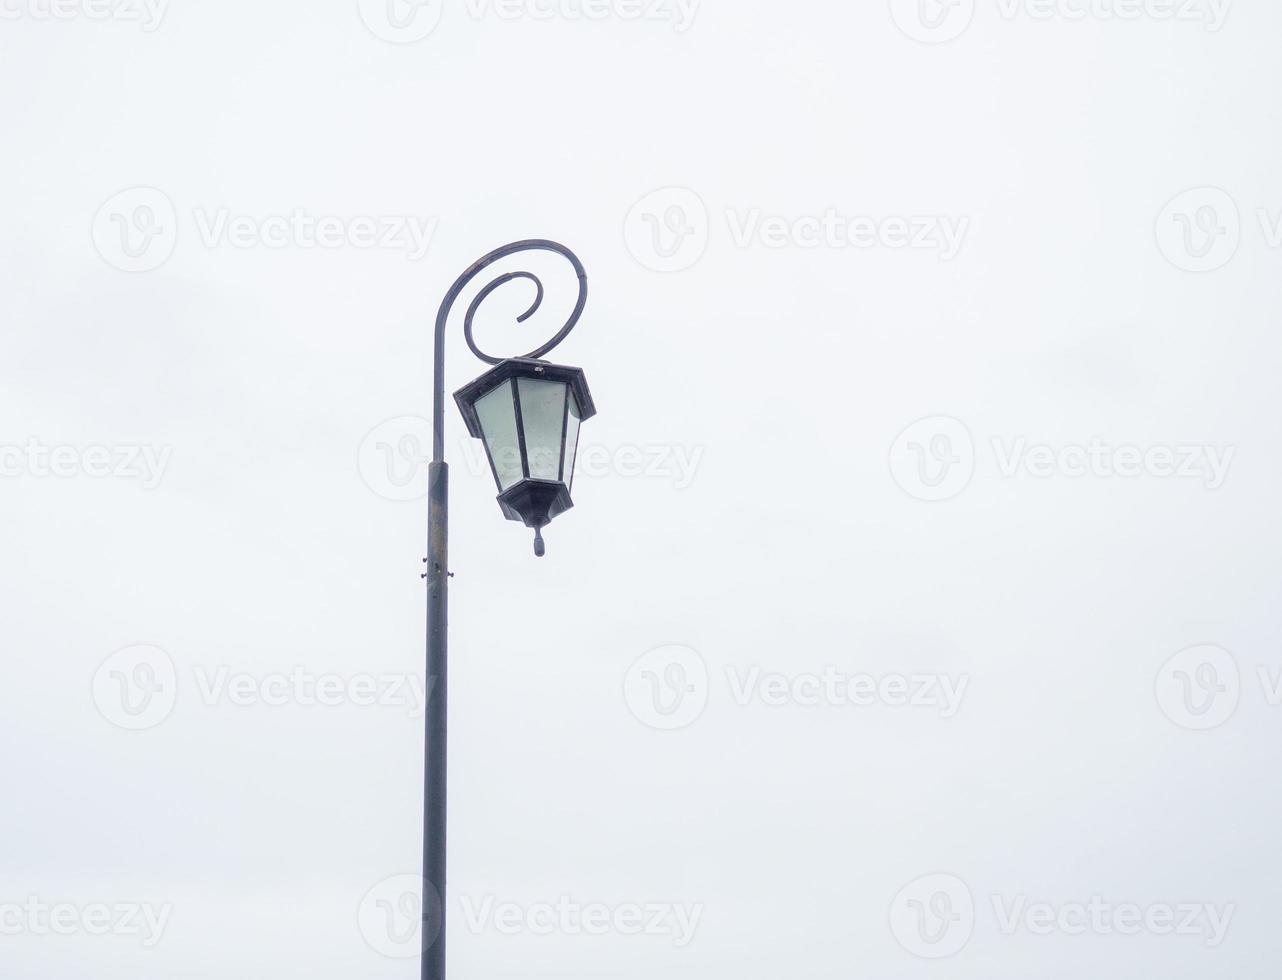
[{"left": 533, "top": 527, "right": 546, "bottom": 558}]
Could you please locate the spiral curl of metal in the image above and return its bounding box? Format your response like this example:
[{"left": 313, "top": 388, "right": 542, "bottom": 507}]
[{"left": 431, "top": 240, "right": 588, "bottom": 461}]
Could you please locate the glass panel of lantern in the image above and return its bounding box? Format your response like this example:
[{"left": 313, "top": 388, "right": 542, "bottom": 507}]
[
  {"left": 473, "top": 380, "right": 523, "bottom": 490},
  {"left": 516, "top": 378, "right": 568, "bottom": 482}
]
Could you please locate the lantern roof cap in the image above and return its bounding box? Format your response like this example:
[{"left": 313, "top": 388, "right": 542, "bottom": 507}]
[{"left": 453, "top": 357, "right": 596, "bottom": 440}]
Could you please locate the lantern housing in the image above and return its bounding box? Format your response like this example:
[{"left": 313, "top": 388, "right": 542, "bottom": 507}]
[{"left": 454, "top": 357, "right": 596, "bottom": 553}]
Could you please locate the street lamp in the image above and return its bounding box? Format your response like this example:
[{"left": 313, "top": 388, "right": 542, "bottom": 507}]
[
  {"left": 454, "top": 357, "right": 596, "bottom": 557},
  {"left": 420, "top": 240, "right": 595, "bottom": 980}
]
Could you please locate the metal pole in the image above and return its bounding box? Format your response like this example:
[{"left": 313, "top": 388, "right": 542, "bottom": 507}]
[
  {"left": 421, "top": 240, "right": 585, "bottom": 980},
  {"left": 422, "top": 461, "right": 448, "bottom": 980}
]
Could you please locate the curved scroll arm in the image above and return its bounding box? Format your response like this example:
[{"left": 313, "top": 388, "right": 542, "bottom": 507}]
[{"left": 431, "top": 239, "right": 588, "bottom": 462}]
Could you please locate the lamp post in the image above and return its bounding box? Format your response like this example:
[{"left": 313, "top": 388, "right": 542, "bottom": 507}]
[{"left": 421, "top": 240, "right": 597, "bottom": 980}]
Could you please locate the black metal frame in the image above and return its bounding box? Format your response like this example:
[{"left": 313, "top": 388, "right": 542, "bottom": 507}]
[
  {"left": 421, "top": 240, "right": 590, "bottom": 980},
  {"left": 454, "top": 358, "right": 597, "bottom": 531},
  {"left": 454, "top": 357, "right": 596, "bottom": 440}
]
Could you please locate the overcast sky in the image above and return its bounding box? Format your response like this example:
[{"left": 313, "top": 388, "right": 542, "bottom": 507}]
[{"left": 3, "top": 1, "right": 1282, "bottom": 978}]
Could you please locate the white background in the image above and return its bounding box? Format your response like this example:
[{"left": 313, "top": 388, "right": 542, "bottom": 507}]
[{"left": 2, "top": 0, "right": 1281, "bottom": 977}]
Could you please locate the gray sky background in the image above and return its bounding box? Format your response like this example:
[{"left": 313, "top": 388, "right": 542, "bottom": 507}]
[{"left": 3, "top": 1, "right": 1282, "bottom": 977}]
